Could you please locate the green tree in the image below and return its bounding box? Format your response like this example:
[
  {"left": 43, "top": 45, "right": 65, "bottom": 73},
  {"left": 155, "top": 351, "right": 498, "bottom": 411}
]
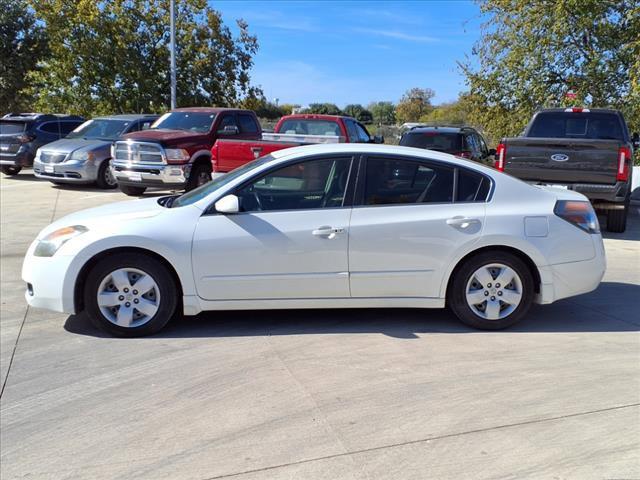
[
  {"left": 343, "top": 104, "right": 373, "bottom": 124},
  {"left": 26, "top": 0, "right": 261, "bottom": 116},
  {"left": 303, "top": 103, "right": 343, "bottom": 115},
  {"left": 419, "top": 94, "right": 473, "bottom": 126},
  {"left": 0, "top": 0, "right": 47, "bottom": 113},
  {"left": 395, "top": 88, "right": 435, "bottom": 124},
  {"left": 278, "top": 103, "right": 301, "bottom": 115},
  {"left": 368, "top": 101, "right": 396, "bottom": 125},
  {"left": 462, "top": 0, "right": 640, "bottom": 142}
]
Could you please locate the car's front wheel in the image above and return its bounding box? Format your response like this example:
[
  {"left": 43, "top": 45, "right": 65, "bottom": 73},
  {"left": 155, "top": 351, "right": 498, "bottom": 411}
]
[
  {"left": 84, "top": 253, "right": 178, "bottom": 337},
  {"left": 120, "top": 184, "right": 147, "bottom": 196},
  {"left": 448, "top": 251, "right": 534, "bottom": 330},
  {"left": 1, "top": 166, "right": 22, "bottom": 175},
  {"left": 95, "top": 160, "right": 118, "bottom": 189}
]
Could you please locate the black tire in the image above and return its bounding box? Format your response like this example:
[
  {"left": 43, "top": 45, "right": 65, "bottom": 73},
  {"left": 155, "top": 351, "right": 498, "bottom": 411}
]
[
  {"left": 606, "top": 206, "right": 627, "bottom": 233},
  {"left": 448, "top": 251, "right": 534, "bottom": 330},
  {"left": 84, "top": 253, "right": 178, "bottom": 337},
  {"left": 95, "top": 159, "right": 118, "bottom": 189},
  {"left": 120, "top": 184, "right": 147, "bottom": 196},
  {"left": 1, "top": 166, "right": 22, "bottom": 175},
  {"left": 185, "top": 162, "right": 211, "bottom": 192}
]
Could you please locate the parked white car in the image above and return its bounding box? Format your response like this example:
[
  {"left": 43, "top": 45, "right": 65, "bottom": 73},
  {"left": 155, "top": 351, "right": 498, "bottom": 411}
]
[{"left": 22, "top": 144, "right": 605, "bottom": 336}]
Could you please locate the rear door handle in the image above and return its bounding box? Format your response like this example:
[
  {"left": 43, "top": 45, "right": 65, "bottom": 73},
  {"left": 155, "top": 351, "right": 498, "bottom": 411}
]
[
  {"left": 312, "top": 226, "right": 345, "bottom": 238},
  {"left": 446, "top": 216, "right": 480, "bottom": 229}
]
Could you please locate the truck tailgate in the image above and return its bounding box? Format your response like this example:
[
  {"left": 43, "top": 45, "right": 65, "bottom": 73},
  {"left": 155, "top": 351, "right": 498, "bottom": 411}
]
[{"left": 504, "top": 138, "right": 620, "bottom": 184}]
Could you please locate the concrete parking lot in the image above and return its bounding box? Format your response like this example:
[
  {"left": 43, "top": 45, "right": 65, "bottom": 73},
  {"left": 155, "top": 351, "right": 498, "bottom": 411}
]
[{"left": 1, "top": 171, "right": 639, "bottom": 480}]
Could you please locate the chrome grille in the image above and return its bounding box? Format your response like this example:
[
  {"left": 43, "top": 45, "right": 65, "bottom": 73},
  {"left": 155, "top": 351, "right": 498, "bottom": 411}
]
[
  {"left": 114, "top": 141, "right": 164, "bottom": 163},
  {"left": 40, "top": 152, "right": 67, "bottom": 163}
]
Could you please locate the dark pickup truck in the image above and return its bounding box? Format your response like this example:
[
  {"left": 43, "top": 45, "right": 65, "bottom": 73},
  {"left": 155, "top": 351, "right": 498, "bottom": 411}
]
[{"left": 495, "top": 108, "right": 639, "bottom": 232}]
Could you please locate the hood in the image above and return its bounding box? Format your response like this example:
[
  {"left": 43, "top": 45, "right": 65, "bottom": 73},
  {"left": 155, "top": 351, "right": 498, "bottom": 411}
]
[
  {"left": 121, "top": 129, "right": 210, "bottom": 146},
  {"left": 39, "top": 197, "right": 165, "bottom": 239},
  {"left": 39, "top": 138, "right": 112, "bottom": 154}
]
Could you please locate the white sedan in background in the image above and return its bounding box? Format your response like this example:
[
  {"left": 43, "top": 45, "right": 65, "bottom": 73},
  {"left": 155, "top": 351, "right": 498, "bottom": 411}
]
[{"left": 22, "top": 144, "right": 605, "bottom": 337}]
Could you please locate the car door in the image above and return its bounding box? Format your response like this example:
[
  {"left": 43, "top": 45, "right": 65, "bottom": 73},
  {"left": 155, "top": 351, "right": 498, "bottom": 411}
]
[
  {"left": 191, "top": 155, "right": 355, "bottom": 300},
  {"left": 348, "top": 155, "right": 488, "bottom": 298}
]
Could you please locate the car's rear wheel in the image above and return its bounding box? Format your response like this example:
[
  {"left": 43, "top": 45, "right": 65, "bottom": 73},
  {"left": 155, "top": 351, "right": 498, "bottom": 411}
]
[
  {"left": 120, "top": 184, "right": 147, "bottom": 196},
  {"left": 95, "top": 160, "right": 117, "bottom": 189},
  {"left": 1, "top": 166, "right": 22, "bottom": 175},
  {"left": 84, "top": 253, "right": 178, "bottom": 337},
  {"left": 448, "top": 251, "right": 534, "bottom": 330},
  {"left": 606, "top": 206, "right": 627, "bottom": 233}
]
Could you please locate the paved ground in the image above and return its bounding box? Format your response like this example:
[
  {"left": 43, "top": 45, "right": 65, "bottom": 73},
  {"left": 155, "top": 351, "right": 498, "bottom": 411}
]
[{"left": 1, "top": 171, "right": 639, "bottom": 480}]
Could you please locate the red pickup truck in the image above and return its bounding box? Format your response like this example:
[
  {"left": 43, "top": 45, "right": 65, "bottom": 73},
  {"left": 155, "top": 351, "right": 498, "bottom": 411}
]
[
  {"left": 111, "top": 107, "right": 261, "bottom": 196},
  {"left": 211, "top": 114, "right": 383, "bottom": 175}
]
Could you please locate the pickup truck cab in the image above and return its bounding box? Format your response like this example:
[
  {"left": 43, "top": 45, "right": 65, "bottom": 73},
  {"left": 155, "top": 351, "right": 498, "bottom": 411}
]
[
  {"left": 211, "top": 114, "right": 382, "bottom": 175},
  {"left": 495, "top": 108, "right": 638, "bottom": 232},
  {"left": 111, "top": 107, "right": 261, "bottom": 196}
]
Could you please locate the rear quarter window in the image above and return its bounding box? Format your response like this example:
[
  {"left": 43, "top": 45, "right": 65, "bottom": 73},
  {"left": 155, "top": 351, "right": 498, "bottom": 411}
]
[{"left": 456, "top": 168, "right": 491, "bottom": 202}]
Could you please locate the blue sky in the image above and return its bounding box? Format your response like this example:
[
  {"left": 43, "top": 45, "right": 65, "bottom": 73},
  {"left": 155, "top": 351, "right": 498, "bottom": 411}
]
[{"left": 214, "top": 0, "right": 483, "bottom": 108}]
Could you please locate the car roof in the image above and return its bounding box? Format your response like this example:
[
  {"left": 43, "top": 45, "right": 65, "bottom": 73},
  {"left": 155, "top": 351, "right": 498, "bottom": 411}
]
[
  {"left": 280, "top": 114, "right": 355, "bottom": 122},
  {"left": 93, "top": 114, "right": 160, "bottom": 121},
  {"left": 1, "top": 113, "right": 84, "bottom": 122},
  {"left": 536, "top": 107, "right": 621, "bottom": 114},
  {"left": 169, "top": 107, "right": 247, "bottom": 113},
  {"left": 406, "top": 126, "right": 475, "bottom": 134}
]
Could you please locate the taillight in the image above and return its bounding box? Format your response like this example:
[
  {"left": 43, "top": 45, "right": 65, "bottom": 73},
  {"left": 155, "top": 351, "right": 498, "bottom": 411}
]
[
  {"left": 564, "top": 107, "right": 590, "bottom": 113},
  {"left": 617, "top": 146, "right": 631, "bottom": 182},
  {"left": 494, "top": 143, "right": 506, "bottom": 171},
  {"left": 554, "top": 200, "right": 600, "bottom": 234}
]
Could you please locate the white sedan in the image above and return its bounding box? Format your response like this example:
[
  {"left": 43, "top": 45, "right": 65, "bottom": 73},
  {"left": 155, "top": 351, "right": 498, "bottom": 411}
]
[{"left": 22, "top": 144, "right": 605, "bottom": 336}]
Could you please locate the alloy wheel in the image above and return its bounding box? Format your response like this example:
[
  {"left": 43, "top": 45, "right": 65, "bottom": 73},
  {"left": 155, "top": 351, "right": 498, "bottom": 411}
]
[{"left": 465, "top": 263, "right": 523, "bottom": 320}]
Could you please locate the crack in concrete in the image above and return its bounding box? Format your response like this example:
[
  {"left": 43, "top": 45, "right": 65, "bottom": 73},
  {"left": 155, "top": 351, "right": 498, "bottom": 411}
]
[{"left": 200, "top": 402, "right": 640, "bottom": 480}]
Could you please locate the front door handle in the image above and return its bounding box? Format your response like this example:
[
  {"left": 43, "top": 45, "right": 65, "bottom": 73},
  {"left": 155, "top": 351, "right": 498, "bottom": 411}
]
[
  {"left": 446, "top": 216, "right": 480, "bottom": 229},
  {"left": 312, "top": 226, "right": 344, "bottom": 238}
]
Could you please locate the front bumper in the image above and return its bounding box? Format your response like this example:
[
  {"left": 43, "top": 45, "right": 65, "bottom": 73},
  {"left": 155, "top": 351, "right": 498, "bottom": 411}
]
[
  {"left": 111, "top": 161, "right": 190, "bottom": 189},
  {"left": 0, "top": 148, "right": 34, "bottom": 167},
  {"left": 33, "top": 159, "right": 99, "bottom": 183},
  {"left": 22, "top": 246, "right": 77, "bottom": 314}
]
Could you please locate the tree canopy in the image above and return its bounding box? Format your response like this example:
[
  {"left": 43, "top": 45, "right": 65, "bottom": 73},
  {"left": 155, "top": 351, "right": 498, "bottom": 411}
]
[
  {"left": 343, "top": 104, "right": 373, "bottom": 124},
  {"left": 302, "top": 103, "right": 343, "bottom": 115},
  {"left": 394, "top": 88, "right": 435, "bottom": 124},
  {"left": 462, "top": 0, "right": 640, "bottom": 140},
  {"left": 368, "top": 101, "right": 396, "bottom": 125}
]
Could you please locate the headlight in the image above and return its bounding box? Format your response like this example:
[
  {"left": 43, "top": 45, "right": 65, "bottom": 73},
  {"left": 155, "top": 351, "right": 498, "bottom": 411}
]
[
  {"left": 69, "top": 149, "right": 95, "bottom": 162},
  {"left": 34, "top": 225, "right": 88, "bottom": 257},
  {"left": 165, "top": 148, "right": 190, "bottom": 161}
]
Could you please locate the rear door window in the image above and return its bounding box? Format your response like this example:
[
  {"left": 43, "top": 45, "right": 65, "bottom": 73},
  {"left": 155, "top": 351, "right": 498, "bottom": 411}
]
[
  {"left": 363, "top": 157, "right": 454, "bottom": 205},
  {"left": 39, "top": 122, "right": 61, "bottom": 134},
  {"left": 238, "top": 114, "right": 259, "bottom": 134}
]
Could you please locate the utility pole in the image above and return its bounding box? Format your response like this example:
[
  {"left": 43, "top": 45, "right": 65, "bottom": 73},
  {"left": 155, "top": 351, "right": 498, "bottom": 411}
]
[{"left": 170, "top": 0, "right": 177, "bottom": 109}]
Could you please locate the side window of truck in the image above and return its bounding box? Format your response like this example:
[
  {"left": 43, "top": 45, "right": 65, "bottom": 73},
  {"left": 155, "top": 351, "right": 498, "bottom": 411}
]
[
  {"left": 238, "top": 114, "right": 259, "bottom": 134},
  {"left": 345, "top": 120, "right": 359, "bottom": 142},
  {"left": 217, "top": 115, "right": 239, "bottom": 133},
  {"left": 355, "top": 123, "right": 372, "bottom": 143}
]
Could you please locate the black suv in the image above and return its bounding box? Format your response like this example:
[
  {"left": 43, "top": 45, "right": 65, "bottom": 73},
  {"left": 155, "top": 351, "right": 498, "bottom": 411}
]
[
  {"left": 399, "top": 125, "right": 495, "bottom": 165},
  {"left": 0, "top": 113, "right": 84, "bottom": 175}
]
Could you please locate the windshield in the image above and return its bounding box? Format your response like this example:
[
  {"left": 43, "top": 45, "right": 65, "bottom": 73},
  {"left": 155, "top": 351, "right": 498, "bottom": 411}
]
[
  {"left": 152, "top": 112, "right": 216, "bottom": 133},
  {"left": 278, "top": 119, "right": 342, "bottom": 136},
  {"left": 171, "top": 155, "right": 276, "bottom": 208},
  {"left": 0, "top": 121, "right": 28, "bottom": 135},
  {"left": 400, "top": 131, "right": 463, "bottom": 152},
  {"left": 528, "top": 112, "right": 624, "bottom": 140},
  {"left": 67, "top": 119, "right": 130, "bottom": 140}
]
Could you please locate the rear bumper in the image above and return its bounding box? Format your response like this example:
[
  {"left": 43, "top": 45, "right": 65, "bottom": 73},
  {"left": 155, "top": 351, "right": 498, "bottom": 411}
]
[
  {"left": 572, "top": 182, "right": 630, "bottom": 206},
  {"left": 111, "top": 161, "right": 189, "bottom": 189},
  {"left": 538, "top": 235, "right": 606, "bottom": 304},
  {"left": 33, "top": 159, "right": 99, "bottom": 183}
]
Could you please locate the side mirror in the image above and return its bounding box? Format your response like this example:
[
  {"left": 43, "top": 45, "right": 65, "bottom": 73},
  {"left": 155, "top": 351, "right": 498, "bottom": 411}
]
[
  {"left": 632, "top": 132, "right": 639, "bottom": 149},
  {"left": 488, "top": 148, "right": 496, "bottom": 156},
  {"left": 217, "top": 125, "right": 239, "bottom": 136},
  {"left": 373, "top": 135, "right": 384, "bottom": 144},
  {"left": 214, "top": 194, "right": 240, "bottom": 214}
]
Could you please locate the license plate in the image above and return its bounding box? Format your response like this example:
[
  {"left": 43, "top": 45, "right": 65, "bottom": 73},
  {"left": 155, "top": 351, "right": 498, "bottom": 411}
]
[
  {"left": 128, "top": 172, "right": 142, "bottom": 182},
  {"left": 44, "top": 164, "right": 55, "bottom": 173}
]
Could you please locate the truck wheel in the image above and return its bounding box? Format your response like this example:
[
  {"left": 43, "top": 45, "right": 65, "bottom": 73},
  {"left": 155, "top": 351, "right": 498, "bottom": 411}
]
[
  {"left": 448, "top": 251, "right": 534, "bottom": 330},
  {"left": 606, "top": 206, "right": 627, "bottom": 233},
  {"left": 185, "top": 162, "right": 211, "bottom": 191},
  {"left": 1, "top": 166, "right": 22, "bottom": 175},
  {"left": 95, "top": 160, "right": 118, "bottom": 189},
  {"left": 84, "top": 253, "right": 178, "bottom": 337},
  {"left": 120, "top": 185, "right": 147, "bottom": 196}
]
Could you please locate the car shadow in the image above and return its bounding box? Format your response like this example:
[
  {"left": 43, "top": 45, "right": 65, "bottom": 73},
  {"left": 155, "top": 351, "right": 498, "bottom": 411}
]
[
  {"left": 599, "top": 205, "right": 640, "bottom": 241},
  {"left": 0, "top": 172, "right": 44, "bottom": 182},
  {"left": 64, "top": 281, "right": 640, "bottom": 339}
]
